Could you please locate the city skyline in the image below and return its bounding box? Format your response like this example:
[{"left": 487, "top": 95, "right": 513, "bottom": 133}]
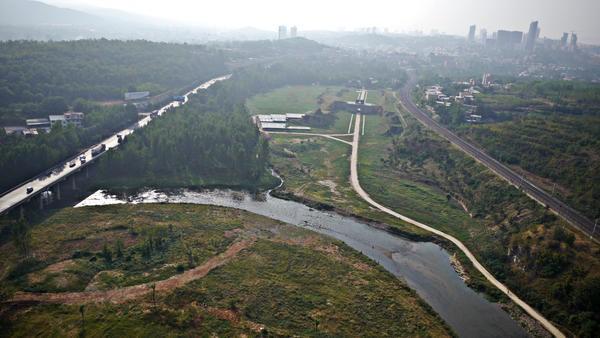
[{"left": 43, "top": 0, "right": 600, "bottom": 44}]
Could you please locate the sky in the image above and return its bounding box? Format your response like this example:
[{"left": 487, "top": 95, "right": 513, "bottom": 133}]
[{"left": 45, "top": 0, "right": 600, "bottom": 44}]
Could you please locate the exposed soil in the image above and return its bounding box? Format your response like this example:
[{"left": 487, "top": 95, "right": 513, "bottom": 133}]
[{"left": 8, "top": 239, "right": 255, "bottom": 305}]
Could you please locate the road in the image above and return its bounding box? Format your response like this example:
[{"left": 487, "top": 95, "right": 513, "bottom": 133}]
[
  {"left": 0, "top": 75, "right": 231, "bottom": 215},
  {"left": 397, "top": 78, "right": 598, "bottom": 242},
  {"left": 349, "top": 113, "right": 565, "bottom": 338}
]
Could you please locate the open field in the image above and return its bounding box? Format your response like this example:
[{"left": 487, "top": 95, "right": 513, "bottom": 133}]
[
  {"left": 0, "top": 204, "right": 452, "bottom": 337},
  {"left": 245, "top": 85, "right": 343, "bottom": 115}
]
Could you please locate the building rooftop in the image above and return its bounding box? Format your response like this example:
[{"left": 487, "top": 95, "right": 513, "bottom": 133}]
[
  {"left": 261, "top": 122, "right": 287, "bottom": 130},
  {"left": 285, "top": 113, "right": 305, "bottom": 119},
  {"left": 26, "top": 118, "right": 50, "bottom": 127},
  {"left": 49, "top": 115, "right": 66, "bottom": 122}
]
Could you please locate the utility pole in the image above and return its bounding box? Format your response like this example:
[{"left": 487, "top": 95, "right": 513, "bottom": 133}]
[
  {"left": 591, "top": 219, "right": 598, "bottom": 240},
  {"left": 551, "top": 183, "right": 556, "bottom": 196}
]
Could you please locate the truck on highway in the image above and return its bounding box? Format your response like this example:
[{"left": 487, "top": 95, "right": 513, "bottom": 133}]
[
  {"left": 91, "top": 144, "right": 107, "bottom": 157},
  {"left": 79, "top": 155, "right": 86, "bottom": 164}
]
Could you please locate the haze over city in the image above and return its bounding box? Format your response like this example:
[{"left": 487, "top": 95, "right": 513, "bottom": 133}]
[{"left": 44, "top": 0, "right": 600, "bottom": 43}]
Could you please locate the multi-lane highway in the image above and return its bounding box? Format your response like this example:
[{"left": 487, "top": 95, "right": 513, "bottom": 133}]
[
  {"left": 0, "top": 75, "right": 231, "bottom": 215},
  {"left": 398, "top": 77, "right": 597, "bottom": 242}
]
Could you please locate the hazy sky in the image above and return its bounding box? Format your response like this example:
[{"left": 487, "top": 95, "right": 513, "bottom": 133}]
[{"left": 46, "top": 0, "right": 600, "bottom": 43}]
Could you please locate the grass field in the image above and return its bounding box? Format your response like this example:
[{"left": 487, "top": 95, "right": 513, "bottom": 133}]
[
  {"left": 0, "top": 204, "right": 452, "bottom": 337},
  {"left": 246, "top": 85, "right": 343, "bottom": 115}
]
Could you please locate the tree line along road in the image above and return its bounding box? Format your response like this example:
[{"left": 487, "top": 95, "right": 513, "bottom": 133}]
[{"left": 397, "top": 76, "right": 598, "bottom": 244}]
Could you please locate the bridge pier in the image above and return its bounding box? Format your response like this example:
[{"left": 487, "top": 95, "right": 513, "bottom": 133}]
[
  {"left": 85, "top": 166, "right": 89, "bottom": 179},
  {"left": 39, "top": 194, "right": 44, "bottom": 210},
  {"left": 72, "top": 176, "right": 77, "bottom": 190},
  {"left": 20, "top": 205, "right": 24, "bottom": 220},
  {"left": 55, "top": 183, "right": 61, "bottom": 200}
]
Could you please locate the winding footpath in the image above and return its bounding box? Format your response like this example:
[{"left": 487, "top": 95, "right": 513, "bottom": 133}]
[{"left": 349, "top": 113, "right": 565, "bottom": 338}]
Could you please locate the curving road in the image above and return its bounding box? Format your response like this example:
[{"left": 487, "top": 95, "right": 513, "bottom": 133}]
[
  {"left": 0, "top": 75, "right": 231, "bottom": 216},
  {"left": 398, "top": 78, "right": 597, "bottom": 243},
  {"left": 349, "top": 113, "right": 565, "bottom": 338}
]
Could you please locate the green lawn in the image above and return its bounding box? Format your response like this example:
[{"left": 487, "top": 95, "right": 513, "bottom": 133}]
[{"left": 246, "top": 85, "right": 343, "bottom": 115}]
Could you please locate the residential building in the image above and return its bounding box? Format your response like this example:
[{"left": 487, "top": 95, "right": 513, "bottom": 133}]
[
  {"left": 278, "top": 25, "right": 287, "bottom": 40},
  {"left": 64, "top": 112, "right": 84, "bottom": 127},
  {"left": 525, "top": 21, "right": 539, "bottom": 52},
  {"left": 468, "top": 25, "right": 476, "bottom": 42},
  {"left": 480, "top": 29, "right": 488, "bottom": 44},
  {"left": 482, "top": 73, "right": 492, "bottom": 87},
  {"left": 49, "top": 115, "right": 66, "bottom": 127},
  {"left": 570, "top": 33, "right": 578, "bottom": 51},
  {"left": 561, "top": 33, "right": 569, "bottom": 49}
]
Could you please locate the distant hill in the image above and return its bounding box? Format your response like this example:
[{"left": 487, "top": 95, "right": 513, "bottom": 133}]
[{"left": 0, "top": 0, "right": 104, "bottom": 26}]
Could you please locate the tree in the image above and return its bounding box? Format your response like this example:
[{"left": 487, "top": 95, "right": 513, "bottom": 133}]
[
  {"left": 79, "top": 305, "right": 85, "bottom": 337},
  {"left": 40, "top": 96, "right": 68, "bottom": 114},
  {"left": 102, "top": 243, "right": 113, "bottom": 264},
  {"left": 11, "top": 219, "right": 31, "bottom": 257}
]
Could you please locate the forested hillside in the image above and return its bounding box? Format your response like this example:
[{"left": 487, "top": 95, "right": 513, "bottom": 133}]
[
  {"left": 96, "top": 107, "right": 272, "bottom": 190},
  {"left": 0, "top": 39, "right": 226, "bottom": 123}
]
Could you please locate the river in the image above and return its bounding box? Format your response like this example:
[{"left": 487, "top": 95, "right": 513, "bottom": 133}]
[{"left": 76, "top": 188, "right": 528, "bottom": 338}]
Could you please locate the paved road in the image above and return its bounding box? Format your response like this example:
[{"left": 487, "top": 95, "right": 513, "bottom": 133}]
[
  {"left": 349, "top": 113, "right": 565, "bottom": 338},
  {"left": 398, "top": 78, "right": 598, "bottom": 242},
  {"left": 0, "top": 75, "right": 231, "bottom": 215}
]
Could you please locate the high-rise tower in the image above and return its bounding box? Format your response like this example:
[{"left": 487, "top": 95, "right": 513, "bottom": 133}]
[{"left": 525, "top": 21, "right": 538, "bottom": 52}]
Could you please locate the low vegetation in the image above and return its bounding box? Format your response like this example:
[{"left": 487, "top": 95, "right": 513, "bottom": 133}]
[
  {"left": 258, "top": 85, "right": 600, "bottom": 336},
  {"left": 0, "top": 204, "right": 452, "bottom": 337}
]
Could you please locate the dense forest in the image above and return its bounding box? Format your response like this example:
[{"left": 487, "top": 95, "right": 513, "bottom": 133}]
[
  {"left": 0, "top": 39, "right": 226, "bottom": 123},
  {"left": 460, "top": 114, "right": 600, "bottom": 220},
  {"left": 96, "top": 106, "right": 272, "bottom": 190},
  {"left": 0, "top": 39, "right": 228, "bottom": 192}
]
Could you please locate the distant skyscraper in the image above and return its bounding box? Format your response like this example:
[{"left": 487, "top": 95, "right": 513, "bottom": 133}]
[
  {"left": 480, "top": 29, "right": 487, "bottom": 44},
  {"left": 468, "top": 25, "right": 476, "bottom": 42},
  {"left": 570, "top": 33, "right": 578, "bottom": 51},
  {"left": 290, "top": 26, "right": 297, "bottom": 38},
  {"left": 525, "top": 21, "right": 538, "bottom": 52},
  {"left": 561, "top": 33, "right": 569, "bottom": 49},
  {"left": 278, "top": 25, "right": 287, "bottom": 40}
]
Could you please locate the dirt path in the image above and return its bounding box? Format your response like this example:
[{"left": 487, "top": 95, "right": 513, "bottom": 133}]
[
  {"left": 349, "top": 113, "right": 565, "bottom": 338},
  {"left": 8, "top": 239, "right": 255, "bottom": 305},
  {"left": 265, "top": 131, "right": 353, "bottom": 145}
]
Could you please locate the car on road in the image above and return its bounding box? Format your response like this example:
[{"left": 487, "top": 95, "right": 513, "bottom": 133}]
[
  {"left": 91, "top": 144, "right": 107, "bottom": 157},
  {"left": 69, "top": 161, "right": 76, "bottom": 168},
  {"left": 80, "top": 155, "right": 86, "bottom": 164},
  {"left": 26, "top": 187, "right": 33, "bottom": 194}
]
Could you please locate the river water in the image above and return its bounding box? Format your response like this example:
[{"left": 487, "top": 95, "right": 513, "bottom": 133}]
[{"left": 76, "top": 188, "right": 527, "bottom": 338}]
